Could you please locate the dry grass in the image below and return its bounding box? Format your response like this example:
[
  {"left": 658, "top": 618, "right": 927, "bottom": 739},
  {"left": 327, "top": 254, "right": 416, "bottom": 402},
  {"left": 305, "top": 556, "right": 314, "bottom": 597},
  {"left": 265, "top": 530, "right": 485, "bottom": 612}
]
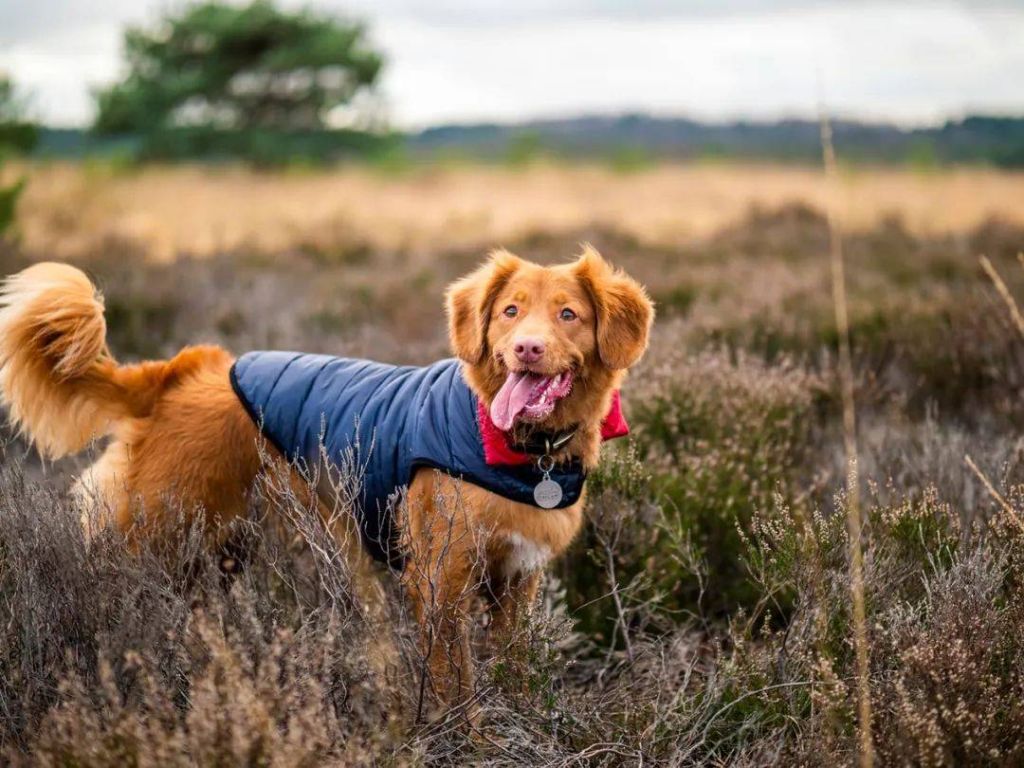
[
  {"left": 820, "top": 116, "right": 873, "bottom": 768},
  {"left": 11, "top": 161, "right": 1024, "bottom": 261},
  {"left": 2, "top": 161, "right": 1024, "bottom": 764}
]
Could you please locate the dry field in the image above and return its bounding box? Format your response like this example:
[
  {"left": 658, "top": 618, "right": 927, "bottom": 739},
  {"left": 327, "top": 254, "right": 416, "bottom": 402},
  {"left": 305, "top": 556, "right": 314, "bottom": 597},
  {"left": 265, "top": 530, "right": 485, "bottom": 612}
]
[
  {"left": 3, "top": 160, "right": 1024, "bottom": 765},
  {"left": 13, "top": 161, "right": 1024, "bottom": 260}
]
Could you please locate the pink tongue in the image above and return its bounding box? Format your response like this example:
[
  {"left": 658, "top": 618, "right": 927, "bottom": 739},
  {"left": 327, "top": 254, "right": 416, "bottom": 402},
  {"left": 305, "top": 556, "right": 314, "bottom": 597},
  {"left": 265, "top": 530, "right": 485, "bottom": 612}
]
[{"left": 490, "top": 371, "right": 541, "bottom": 431}]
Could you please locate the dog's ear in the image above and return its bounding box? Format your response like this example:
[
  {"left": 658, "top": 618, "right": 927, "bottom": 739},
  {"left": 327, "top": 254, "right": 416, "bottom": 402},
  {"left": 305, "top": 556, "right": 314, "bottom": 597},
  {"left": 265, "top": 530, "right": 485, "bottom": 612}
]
[
  {"left": 446, "top": 249, "right": 522, "bottom": 364},
  {"left": 573, "top": 245, "right": 654, "bottom": 370}
]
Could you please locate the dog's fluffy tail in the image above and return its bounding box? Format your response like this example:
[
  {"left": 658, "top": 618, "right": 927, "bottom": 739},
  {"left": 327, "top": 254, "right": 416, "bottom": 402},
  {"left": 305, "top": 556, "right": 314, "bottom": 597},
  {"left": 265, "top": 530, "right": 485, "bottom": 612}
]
[{"left": 0, "top": 262, "right": 161, "bottom": 459}]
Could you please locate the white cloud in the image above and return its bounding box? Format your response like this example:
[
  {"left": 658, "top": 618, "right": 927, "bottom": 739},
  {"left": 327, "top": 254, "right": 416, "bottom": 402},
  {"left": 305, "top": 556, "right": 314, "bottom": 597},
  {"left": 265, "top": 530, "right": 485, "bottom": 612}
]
[{"left": 371, "top": 1, "right": 1024, "bottom": 126}]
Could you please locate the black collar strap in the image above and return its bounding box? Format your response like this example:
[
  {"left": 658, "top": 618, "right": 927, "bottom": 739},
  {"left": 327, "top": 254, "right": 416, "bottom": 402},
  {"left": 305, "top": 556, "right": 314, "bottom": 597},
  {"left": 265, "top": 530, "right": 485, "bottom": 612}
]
[{"left": 511, "top": 427, "right": 578, "bottom": 457}]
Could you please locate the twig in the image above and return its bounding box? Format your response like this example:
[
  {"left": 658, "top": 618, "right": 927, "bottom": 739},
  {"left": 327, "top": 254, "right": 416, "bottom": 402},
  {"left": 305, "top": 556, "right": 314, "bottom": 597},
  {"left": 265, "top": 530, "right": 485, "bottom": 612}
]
[
  {"left": 979, "top": 255, "right": 1024, "bottom": 341},
  {"left": 964, "top": 453, "right": 1024, "bottom": 529},
  {"left": 597, "top": 521, "right": 636, "bottom": 663},
  {"left": 820, "top": 110, "right": 874, "bottom": 768}
]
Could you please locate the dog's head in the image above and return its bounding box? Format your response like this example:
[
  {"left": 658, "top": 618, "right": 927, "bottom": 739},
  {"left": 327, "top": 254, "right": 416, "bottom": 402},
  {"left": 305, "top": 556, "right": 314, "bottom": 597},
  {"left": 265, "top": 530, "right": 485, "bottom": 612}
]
[{"left": 446, "top": 246, "right": 653, "bottom": 442}]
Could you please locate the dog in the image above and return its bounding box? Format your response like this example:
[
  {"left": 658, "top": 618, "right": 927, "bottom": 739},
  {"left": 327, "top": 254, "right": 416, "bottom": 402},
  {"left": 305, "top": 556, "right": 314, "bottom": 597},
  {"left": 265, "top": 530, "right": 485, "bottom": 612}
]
[{"left": 0, "top": 246, "right": 653, "bottom": 710}]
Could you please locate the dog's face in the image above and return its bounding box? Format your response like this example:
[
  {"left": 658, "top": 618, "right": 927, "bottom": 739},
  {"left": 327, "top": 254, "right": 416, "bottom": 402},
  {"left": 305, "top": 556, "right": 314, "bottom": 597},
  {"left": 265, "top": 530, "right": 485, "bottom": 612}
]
[{"left": 446, "top": 247, "right": 654, "bottom": 436}]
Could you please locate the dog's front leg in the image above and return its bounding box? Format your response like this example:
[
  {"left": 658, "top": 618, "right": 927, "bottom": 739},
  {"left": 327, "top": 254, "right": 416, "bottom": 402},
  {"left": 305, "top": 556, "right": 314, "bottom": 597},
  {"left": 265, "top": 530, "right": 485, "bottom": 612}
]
[
  {"left": 405, "top": 553, "right": 476, "bottom": 719},
  {"left": 484, "top": 568, "right": 542, "bottom": 700},
  {"left": 403, "top": 471, "right": 482, "bottom": 722},
  {"left": 488, "top": 569, "right": 541, "bottom": 648}
]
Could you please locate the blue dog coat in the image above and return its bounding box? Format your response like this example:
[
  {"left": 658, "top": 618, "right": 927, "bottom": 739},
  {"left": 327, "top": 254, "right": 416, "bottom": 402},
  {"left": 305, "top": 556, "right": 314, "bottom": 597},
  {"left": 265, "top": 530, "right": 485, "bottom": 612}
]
[{"left": 229, "top": 352, "right": 589, "bottom": 568}]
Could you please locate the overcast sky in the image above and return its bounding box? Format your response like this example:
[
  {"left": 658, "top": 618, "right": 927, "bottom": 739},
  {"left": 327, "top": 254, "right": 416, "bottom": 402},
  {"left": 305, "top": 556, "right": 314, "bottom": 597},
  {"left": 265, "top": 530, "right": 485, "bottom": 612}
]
[{"left": 1, "top": 0, "right": 1022, "bottom": 128}]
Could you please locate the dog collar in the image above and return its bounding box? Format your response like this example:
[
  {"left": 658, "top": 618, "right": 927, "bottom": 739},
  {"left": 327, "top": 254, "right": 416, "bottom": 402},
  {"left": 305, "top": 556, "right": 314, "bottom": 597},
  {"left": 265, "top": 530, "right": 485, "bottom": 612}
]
[
  {"left": 478, "top": 390, "right": 630, "bottom": 467},
  {"left": 512, "top": 427, "right": 578, "bottom": 457}
]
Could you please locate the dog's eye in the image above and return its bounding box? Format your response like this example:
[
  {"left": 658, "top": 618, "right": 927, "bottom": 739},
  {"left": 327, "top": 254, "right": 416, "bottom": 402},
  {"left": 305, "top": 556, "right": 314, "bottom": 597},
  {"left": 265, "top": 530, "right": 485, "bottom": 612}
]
[
  {"left": 503, "top": 305, "right": 519, "bottom": 318},
  {"left": 559, "top": 307, "right": 577, "bottom": 322}
]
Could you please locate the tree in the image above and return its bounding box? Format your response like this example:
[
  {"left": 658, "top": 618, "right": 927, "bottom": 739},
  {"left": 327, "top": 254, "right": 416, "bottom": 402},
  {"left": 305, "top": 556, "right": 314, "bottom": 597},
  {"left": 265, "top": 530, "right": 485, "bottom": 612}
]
[
  {"left": 0, "top": 74, "right": 38, "bottom": 236},
  {"left": 94, "top": 1, "right": 386, "bottom": 162}
]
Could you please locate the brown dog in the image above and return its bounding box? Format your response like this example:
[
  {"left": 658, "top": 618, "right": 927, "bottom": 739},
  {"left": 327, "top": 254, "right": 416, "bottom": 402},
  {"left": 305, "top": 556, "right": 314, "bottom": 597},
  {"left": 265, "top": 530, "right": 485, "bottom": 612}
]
[{"left": 0, "top": 247, "right": 653, "bottom": 709}]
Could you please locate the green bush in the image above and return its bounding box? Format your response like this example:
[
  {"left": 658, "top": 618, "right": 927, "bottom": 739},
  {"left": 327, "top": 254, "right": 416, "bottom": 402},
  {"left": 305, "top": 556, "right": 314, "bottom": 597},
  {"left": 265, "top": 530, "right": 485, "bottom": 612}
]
[
  {"left": 0, "top": 177, "right": 24, "bottom": 236},
  {"left": 0, "top": 75, "right": 36, "bottom": 236},
  {"left": 633, "top": 351, "right": 819, "bottom": 616},
  {"left": 727, "top": 482, "right": 1024, "bottom": 764},
  {"left": 560, "top": 351, "right": 819, "bottom": 645}
]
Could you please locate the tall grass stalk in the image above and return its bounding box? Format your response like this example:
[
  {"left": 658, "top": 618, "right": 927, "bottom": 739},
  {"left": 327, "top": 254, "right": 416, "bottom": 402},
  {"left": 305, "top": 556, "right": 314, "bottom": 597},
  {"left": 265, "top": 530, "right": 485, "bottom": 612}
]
[
  {"left": 970, "top": 254, "right": 1024, "bottom": 530},
  {"left": 979, "top": 254, "right": 1024, "bottom": 340},
  {"left": 820, "top": 113, "right": 874, "bottom": 768},
  {"left": 964, "top": 453, "right": 1022, "bottom": 528}
]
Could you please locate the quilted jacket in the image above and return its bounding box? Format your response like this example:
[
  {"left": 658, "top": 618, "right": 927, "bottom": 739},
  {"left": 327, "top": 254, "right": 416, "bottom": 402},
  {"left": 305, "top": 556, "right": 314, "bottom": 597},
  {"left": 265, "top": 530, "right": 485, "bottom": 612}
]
[{"left": 230, "top": 352, "right": 592, "bottom": 567}]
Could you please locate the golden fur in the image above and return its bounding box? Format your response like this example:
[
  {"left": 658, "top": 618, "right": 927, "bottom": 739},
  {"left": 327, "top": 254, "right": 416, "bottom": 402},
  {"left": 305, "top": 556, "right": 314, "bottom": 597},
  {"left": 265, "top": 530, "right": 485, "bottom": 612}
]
[{"left": 0, "top": 249, "right": 653, "bottom": 713}]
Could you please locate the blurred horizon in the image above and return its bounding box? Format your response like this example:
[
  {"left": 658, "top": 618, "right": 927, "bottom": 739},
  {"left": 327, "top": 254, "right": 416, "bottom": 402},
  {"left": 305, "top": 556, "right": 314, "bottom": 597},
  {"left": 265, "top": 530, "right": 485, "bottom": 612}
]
[{"left": 2, "top": 0, "right": 1023, "bottom": 130}]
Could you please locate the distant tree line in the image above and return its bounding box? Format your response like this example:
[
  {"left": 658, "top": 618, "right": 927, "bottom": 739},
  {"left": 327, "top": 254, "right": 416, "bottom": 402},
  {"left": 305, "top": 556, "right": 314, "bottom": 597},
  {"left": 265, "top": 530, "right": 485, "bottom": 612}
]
[
  {"left": 411, "top": 114, "right": 1024, "bottom": 169},
  {"left": 38, "top": 112, "right": 1024, "bottom": 170}
]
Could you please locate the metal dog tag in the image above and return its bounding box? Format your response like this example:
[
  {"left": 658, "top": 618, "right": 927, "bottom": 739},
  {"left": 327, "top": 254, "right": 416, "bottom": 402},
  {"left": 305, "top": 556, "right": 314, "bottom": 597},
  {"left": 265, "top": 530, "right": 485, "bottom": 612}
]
[
  {"left": 534, "top": 454, "right": 563, "bottom": 509},
  {"left": 534, "top": 478, "right": 563, "bottom": 508}
]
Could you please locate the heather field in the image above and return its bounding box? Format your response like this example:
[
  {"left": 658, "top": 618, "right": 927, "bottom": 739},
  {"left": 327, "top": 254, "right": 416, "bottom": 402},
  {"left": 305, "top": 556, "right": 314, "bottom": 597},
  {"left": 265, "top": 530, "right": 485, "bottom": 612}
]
[{"left": 3, "top": 161, "right": 1024, "bottom": 766}]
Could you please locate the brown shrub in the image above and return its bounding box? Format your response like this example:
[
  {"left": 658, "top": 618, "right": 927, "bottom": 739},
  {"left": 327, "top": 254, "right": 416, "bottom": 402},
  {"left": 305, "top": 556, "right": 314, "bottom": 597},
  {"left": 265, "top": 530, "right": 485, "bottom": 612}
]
[{"left": 2, "top": 196, "right": 1024, "bottom": 764}]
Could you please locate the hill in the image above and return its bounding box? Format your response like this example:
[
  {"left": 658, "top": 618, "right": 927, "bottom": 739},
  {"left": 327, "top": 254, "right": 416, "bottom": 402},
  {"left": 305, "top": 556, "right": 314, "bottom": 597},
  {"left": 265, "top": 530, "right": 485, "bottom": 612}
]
[{"left": 410, "top": 113, "right": 1024, "bottom": 167}]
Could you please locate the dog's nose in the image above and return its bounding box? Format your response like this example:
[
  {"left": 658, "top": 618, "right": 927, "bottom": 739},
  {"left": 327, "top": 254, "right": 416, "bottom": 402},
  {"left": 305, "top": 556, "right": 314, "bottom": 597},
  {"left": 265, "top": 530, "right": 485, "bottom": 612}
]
[{"left": 513, "top": 337, "right": 546, "bottom": 364}]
